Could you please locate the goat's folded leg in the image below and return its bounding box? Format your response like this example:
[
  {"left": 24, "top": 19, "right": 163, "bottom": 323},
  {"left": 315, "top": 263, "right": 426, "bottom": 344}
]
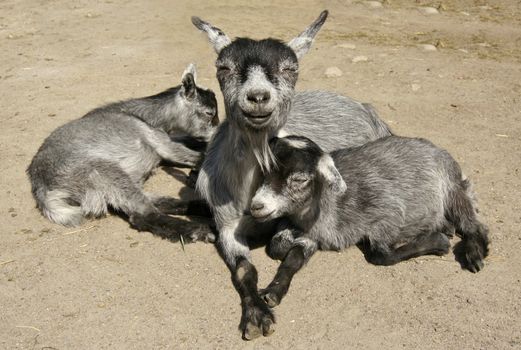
[
  {"left": 130, "top": 211, "right": 216, "bottom": 243},
  {"left": 260, "top": 237, "right": 317, "bottom": 308},
  {"left": 151, "top": 197, "right": 212, "bottom": 217},
  {"left": 265, "top": 219, "right": 300, "bottom": 260},
  {"left": 366, "top": 231, "right": 451, "bottom": 266}
]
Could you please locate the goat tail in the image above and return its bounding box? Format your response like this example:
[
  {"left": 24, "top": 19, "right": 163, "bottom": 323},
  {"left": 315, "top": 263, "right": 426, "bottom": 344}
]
[
  {"left": 34, "top": 188, "right": 84, "bottom": 227},
  {"left": 447, "top": 176, "right": 490, "bottom": 272}
]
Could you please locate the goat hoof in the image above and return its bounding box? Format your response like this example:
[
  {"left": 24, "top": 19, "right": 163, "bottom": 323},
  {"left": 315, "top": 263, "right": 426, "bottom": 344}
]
[
  {"left": 243, "top": 322, "right": 262, "bottom": 340},
  {"left": 241, "top": 302, "right": 275, "bottom": 340},
  {"left": 243, "top": 319, "right": 274, "bottom": 340},
  {"left": 183, "top": 231, "right": 216, "bottom": 244},
  {"left": 204, "top": 232, "right": 216, "bottom": 243},
  {"left": 465, "top": 252, "right": 484, "bottom": 273},
  {"left": 462, "top": 238, "right": 486, "bottom": 273},
  {"left": 259, "top": 289, "right": 280, "bottom": 308}
]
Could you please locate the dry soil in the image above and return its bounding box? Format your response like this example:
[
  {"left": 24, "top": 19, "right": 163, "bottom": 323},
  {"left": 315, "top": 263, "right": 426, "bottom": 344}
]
[{"left": 1, "top": 1, "right": 520, "bottom": 349}]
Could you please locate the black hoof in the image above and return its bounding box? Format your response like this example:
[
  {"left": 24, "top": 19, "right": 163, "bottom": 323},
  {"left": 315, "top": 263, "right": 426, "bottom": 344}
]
[
  {"left": 259, "top": 288, "right": 282, "bottom": 308},
  {"left": 182, "top": 228, "right": 216, "bottom": 244},
  {"left": 461, "top": 239, "right": 486, "bottom": 273},
  {"left": 453, "top": 227, "right": 489, "bottom": 273},
  {"left": 240, "top": 300, "right": 275, "bottom": 340}
]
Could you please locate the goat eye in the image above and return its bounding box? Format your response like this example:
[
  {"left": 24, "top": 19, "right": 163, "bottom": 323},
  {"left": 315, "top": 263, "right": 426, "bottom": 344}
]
[
  {"left": 205, "top": 110, "right": 214, "bottom": 117},
  {"left": 217, "top": 65, "right": 231, "bottom": 73},
  {"left": 281, "top": 66, "right": 298, "bottom": 73},
  {"left": 291, "top": 176, "right": 309, "bottom": 185}
]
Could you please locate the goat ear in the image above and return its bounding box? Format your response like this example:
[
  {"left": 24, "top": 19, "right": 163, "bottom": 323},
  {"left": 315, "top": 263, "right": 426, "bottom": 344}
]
[
  {"left": 317, "top": 154, "right": 347, "bottom": 194},
  {"left": 181, "top": 66, "right": 196, "bottom": 99},
  {"left": 191, "top": 16, "right": 231, "bottom": 54},
  {"left": 288, "top": 10, "right": 328, "bottom": 59},
  {"left": 182, "top": 63, "right": 197, "bottom": 84}
]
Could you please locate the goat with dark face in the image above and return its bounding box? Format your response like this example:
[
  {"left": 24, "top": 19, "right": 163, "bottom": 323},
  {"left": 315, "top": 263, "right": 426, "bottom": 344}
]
[
  {"left": 27, "top": 64, "right": 218, "bottom": 242},
  {"left": 189, "top": 11, "right": 392, "bottom": 340},
  {"left": 250, "top": 135, "right": 490, "bottom": 309}
]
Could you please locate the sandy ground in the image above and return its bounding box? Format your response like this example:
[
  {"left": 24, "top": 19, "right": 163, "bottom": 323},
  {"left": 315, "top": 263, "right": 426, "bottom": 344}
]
[{"left": 1, "top": 0, "right": 520, "bottom": 349}]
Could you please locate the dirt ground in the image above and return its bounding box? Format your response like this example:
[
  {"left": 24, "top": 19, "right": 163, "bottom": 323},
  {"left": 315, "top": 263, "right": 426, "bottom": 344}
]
[{"left": 1, "top": 0, "right": 520, "bottom": 349}]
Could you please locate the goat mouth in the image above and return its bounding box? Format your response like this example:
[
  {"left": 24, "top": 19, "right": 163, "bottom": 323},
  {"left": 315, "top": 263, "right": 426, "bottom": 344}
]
[
  {"left": 242, "top": 111, "right": 273, "bottom": 125},
  {"left": 250, "top": 210, "right": 275, "bottom": 221}
]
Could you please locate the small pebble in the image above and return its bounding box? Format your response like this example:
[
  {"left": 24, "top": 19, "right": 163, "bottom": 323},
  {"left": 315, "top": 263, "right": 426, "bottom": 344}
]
[
  {"left": 411, "top": 84, "right": 421, "bottom": 92},
  {"left": 336, "top": 43, "right": 356, "bottom": 49},
  {"left": 460, "top": 11, "right": 470, "bottom": 16},
  {"left": 352, "top": 55, "right": 368, "bottom": 63},
  {"left": 324, "top": 66, "right": 343, "bottom": 78},
  {"left": 418, "top": 6, "right": 439, "bottom": 15},
  {"left": 364, "top": 1, "right": 383, "bottom": 9},
  {"left": 419, "top": 44, "right": 437, "bottom": 52}
]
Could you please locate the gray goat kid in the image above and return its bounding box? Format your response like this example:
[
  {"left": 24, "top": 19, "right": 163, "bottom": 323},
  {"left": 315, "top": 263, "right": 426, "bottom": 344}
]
[
  {"left": 250, "top": 135, "right": 490, "bottom": 308},
  {"left": 190, "top": 10, "right": 392, "bottom": 339},
  {"left": 28, "top": 64, "right": 218, "bottom": 242}
]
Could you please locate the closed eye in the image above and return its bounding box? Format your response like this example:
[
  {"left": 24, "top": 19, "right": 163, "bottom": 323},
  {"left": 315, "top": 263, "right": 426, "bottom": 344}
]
[
  {"left": 290, "top": 176, "right": 309, "bottom": 185},
  {"left": 280, "top": 64, "right": 298, "bottom": 73},
  {"left": 216, "top": 65, "right": 231, "bottom": 73}
]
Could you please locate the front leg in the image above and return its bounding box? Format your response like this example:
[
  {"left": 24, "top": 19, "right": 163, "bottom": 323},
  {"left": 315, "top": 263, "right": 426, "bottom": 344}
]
[
  {"left": 266, "top": 219, "right": 300, "bottom": 260},
  {"left": 158, "top": 140, "right": 202, "bottom": 167},
  {"left": 144, "top": 128, "right": 202, "bottom": 167},
  {"left": 219, "top": 219, "right": 275, "bottom": 340},
  {"left": 260, "top": 237, "right": 317, "bottom": 308},
  {"left": 233, "top": 257, "right": 275, "bottom": 340}
]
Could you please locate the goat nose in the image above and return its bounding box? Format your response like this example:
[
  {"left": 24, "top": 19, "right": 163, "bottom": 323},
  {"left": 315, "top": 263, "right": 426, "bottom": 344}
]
[
  {"left": 246, "top": 90, "right": 270, "bottom": 104},
  {"left": 250, "top": 201, "right": 265, "bottom": 212}
]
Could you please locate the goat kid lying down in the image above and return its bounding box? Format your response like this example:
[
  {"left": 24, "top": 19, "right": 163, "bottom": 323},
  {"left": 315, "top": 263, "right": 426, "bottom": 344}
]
[
  {"left": 250, "top": 135, "right": 490, "bottom": 308},
  {"left": 28, "top": 64, "right": 218, "bottom": 243}
]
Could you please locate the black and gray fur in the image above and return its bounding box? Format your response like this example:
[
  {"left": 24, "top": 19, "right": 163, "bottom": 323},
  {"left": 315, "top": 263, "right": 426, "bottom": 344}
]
[
  {"left": 27, "top": 64, "right": 218, "bottom": 242},
  {"left": 250, "top": 135, "right": 490, "bottom": 308},
  {"left": 190, "top": 11, "right": 392, "bottom": 340}
]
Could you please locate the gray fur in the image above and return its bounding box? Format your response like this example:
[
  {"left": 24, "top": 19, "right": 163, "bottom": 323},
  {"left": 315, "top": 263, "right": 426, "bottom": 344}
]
[
  {"left": 191, "top": 11, "right": 393, "bottom": 339},
  {"left": 252, "top": 135, "right": 489, "bottom": 272},
  {"left": 28, "top": 64, "right": 218, "bottom": 231},
  {"left": 193, "top": 14, "right": 392, "bottom": 266}
]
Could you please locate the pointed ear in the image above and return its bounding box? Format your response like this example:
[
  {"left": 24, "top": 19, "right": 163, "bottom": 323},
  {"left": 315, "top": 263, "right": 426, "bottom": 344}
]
[
  {"left": 191, "top": 16, "right": 232, "bottom": 54},
  {"left": 288, "top": 10, "right": 328, "bottom": 59},
  {"left": 181, "top": 65, "right": 196, "bottom": 99},
  {"left": 317, "top": 154, "right": 347, "bottom": 194},
  {"left": 182, "top": 63, "right": 197, "bottom": 84}
]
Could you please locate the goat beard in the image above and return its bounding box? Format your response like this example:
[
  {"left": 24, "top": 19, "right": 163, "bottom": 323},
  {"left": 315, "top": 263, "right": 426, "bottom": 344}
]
[{"left": 245, "top": 131, "right": 278, "bottom": 174}]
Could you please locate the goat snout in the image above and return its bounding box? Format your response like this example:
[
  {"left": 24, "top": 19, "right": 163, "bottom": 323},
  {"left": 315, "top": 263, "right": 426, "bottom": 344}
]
[
  {"left": 250, "top": 201, "right": 265, "bottom": 213},
  {"left": 241, "top": 88, "right": 275, "bottom": 120},
  {"left": 249, "top": 200, "right": 274, "bottom": 221},
  {"left": 247, "top": 90, "right": 271, "bottom": 105}
]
